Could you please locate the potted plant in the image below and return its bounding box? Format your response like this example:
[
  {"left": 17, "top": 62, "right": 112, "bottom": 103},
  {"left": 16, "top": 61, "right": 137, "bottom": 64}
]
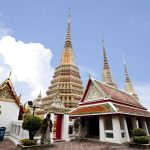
[{"left": 20, "top": 115, "right": 42, "bottom": 146}]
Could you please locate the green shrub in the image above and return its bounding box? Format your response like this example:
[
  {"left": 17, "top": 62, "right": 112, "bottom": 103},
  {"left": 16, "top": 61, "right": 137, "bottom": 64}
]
[
  {"left": 132, "top": 128, "right": 146, "bottom": 136},
  {"left": 22, "top": 115, "right": 42, "bottom": 140},
  {"left": 133, "top": 136, "right": 149, "bottom": 144},
  {"left": 20, "top": 139, "right": 37, "bottom": 146}
]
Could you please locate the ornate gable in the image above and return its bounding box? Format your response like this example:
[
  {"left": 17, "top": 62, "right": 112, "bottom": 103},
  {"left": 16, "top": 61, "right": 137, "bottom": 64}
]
[
  {"left": 0, "top": 78, "right": 20, "bottom": 106},
  {"left": 0, "top": 84, "right": 15, "bottom": 99},
  {"left": 84, "top": 81, "right": 107, "bottom": 101}
]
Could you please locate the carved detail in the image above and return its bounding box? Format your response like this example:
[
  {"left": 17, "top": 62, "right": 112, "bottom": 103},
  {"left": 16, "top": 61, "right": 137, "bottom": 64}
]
[
  {"left": 85, "top": 82, "right": 105, "bottom": 101},
  {"left": 0, "top": 84, "right": 14, "bottom": 99}
]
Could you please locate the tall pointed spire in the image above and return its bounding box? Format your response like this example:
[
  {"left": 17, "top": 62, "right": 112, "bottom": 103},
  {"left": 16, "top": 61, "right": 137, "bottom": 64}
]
[
  {"left": 102, "top": 40, "right": 117, "bottom": 88},
  {"left": 61, "top": 9, "right": 75, "bottom": 65},
  {"left": 42, "top": 10, "right": 84, "bottom": 109},
  {"left": 124, "top": 60, "right": 139, "bottom": 100},
  {"left": 64, "top": 9, "right": 72, "bottom": 48},
  {"left": 102, "top": 39, "right": 109, "bottom": 69}
]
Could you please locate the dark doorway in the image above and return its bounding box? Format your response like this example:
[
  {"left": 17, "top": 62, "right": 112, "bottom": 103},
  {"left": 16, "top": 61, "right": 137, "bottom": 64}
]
[
  {"left": 137, "top": 118, "right": 142, "bottom": 128},
  {"left": 87, "top": 116, "right": 99, "bottom": 138},
  {"left": 126, "top": 116, "right": 133, "bottom": 137}
]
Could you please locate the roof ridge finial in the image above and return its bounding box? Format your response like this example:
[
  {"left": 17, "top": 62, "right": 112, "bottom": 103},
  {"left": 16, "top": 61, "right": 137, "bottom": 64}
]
[{"left": 8, "top": 71, "right": 12, "bottom": 79}]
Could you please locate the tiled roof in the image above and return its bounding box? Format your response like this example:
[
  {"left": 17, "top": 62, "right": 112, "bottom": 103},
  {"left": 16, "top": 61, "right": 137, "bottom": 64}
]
[
  {"left": 94, "top": 80, "right": 144, "bottom": 109},
  {"left": 70, "top": 103, "right": 115, "bottom": 115},
  {"left": 114, "top": 104, "right": 150, "bottom": 117},
  {"left": 70, "top": 101, "right": 150, "bottom": 117}
]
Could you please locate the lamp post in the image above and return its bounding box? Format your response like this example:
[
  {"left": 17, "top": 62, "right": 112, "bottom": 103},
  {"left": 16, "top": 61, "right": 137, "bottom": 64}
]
[{"left": 27, "top": 101, "right": 40, "bottom": 116}]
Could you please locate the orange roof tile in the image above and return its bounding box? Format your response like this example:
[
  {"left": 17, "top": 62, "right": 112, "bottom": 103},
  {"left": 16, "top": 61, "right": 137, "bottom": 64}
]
[{"left": 70, "top": 103, "right": 115, "bottom": 115}]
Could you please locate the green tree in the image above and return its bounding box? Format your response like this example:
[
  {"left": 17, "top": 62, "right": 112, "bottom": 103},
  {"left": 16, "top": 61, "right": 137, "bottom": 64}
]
[{"left": 22, "top": 115, "right": 42, "bottom": 140}]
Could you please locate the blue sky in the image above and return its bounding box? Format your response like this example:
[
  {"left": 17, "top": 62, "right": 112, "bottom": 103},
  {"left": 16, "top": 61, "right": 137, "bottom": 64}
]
[{"left": 0, "top": 0, "right": 150, "bottom": 108}]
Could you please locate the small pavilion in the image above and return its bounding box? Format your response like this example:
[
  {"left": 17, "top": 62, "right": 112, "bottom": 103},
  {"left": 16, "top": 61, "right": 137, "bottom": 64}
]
[{"left": 69, "top": 42, "right": 150, "bottom": 144}]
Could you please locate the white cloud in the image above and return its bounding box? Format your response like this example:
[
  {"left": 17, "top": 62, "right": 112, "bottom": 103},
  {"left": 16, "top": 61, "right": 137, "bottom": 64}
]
[
  {"left": 0, "top": 36, "right": 54, "bottom": 103},
  {"left": 134, "top": 83, "right": 150, "bottom": 111}
]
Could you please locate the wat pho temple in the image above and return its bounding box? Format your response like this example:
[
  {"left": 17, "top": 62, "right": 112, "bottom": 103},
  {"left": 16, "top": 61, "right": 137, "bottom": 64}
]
[{"left": 0, "top": 13, "right": 150, "bottom": 144}]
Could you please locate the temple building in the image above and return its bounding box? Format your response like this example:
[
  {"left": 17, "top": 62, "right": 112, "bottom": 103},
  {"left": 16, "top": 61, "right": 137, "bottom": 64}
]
[
  {"left": 0, "top": 75, "right": 24, "bottom": 135},
  {"left": 70, "top": 43, "right": 150, "bottom": 144},
  {"left": 42, "top": 13, "right": 84, "bottom": 110},
  {"left": 39, "top": 13, "right": 84, "bottom": 141}
]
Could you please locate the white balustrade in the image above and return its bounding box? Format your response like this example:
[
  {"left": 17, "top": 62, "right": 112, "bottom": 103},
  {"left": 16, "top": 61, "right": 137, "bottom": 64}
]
[{"left": 10, "top": 121, "right": 29, "bottom": 140}]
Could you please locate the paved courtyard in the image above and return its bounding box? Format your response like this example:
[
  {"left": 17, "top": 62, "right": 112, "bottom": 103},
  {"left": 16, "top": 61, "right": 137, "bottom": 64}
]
[{"left": 0, "top": 138, "right": 147, "bottom": 150}]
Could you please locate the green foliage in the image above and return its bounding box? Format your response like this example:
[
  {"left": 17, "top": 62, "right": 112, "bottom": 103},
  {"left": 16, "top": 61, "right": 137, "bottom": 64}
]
[
  {"left": 132, "top": 128, "right": 149, "bottom": 144},
  {"left": 132, "top": 128, "right": 146, "bottom": 136},
  {"left": 23, "top": 108, "right": 31, "bottom": 119},
  {"left": 133, "top": 136, "right": 149, "bottom": 144},
  {"left": 20, "top": 139, "right": 37, "bottom": 146},
  {"left": 22, "top": 115, "right": 42, "bottom": 140}
]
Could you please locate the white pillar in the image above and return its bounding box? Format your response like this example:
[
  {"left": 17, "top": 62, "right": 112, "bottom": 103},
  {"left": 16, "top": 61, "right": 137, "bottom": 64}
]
[
  {"left": 123, "top": 116, "right": 130, "bottom": 142},
  {"left": 131, "top": 116, "right": 139, "bottom": 129},
  {"left": 99, "top": 116, "right": 105, "bottom": 142},
  {"left": 141, "top": 118, "right": 150, "bottom": 136},
  {"left": 50, "top": 113, "right": 54, "bottom": 143},
  {"left": 112, "top": 116, "right": 122, "bottom": 144},
  {"left": 61, "top": 114, "right": 70, "bottom": 141}
]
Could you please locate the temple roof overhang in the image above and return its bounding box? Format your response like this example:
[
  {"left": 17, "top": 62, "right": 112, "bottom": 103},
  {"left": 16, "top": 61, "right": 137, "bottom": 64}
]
[{"left": 69, "top": 102, "right": 150, "bottom": 117}]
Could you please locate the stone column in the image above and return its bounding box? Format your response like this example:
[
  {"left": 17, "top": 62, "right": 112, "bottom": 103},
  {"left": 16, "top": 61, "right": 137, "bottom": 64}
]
[
  {"left": 141, "top": 118, "right": 150, "bottom": 136},
  {"left": 50, "top": 113, "right": 55, "bottom": 143},
  {"left": 112, "top": 115, "right": 122, "bottom": 144},
  {"left": 62, "top": 114, "right": 70, "bottom": 141},
  {"left": 123, "top": 116, "right": 130, "bottom": 142},
  {"left": 99, "top": 116, "right": 105, "bottom": 142},
  {"left": 131, "top": 116, "right": 139, "bottom": 129}
]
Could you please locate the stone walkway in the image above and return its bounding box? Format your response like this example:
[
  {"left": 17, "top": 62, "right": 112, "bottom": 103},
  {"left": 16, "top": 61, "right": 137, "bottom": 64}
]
[{"left": 0, "top": 138, "right": 146, "bottom": 150}]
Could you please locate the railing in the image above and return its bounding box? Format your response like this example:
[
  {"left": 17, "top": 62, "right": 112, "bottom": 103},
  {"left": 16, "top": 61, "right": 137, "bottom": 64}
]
[{"left": 10, "top": 121, "right": 29, "bottom": 140}]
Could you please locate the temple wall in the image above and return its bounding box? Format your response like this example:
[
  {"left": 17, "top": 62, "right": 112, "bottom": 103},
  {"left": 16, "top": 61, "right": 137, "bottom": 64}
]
[{"left": 0, "top": 101, "right": 19, "bottom": 134}]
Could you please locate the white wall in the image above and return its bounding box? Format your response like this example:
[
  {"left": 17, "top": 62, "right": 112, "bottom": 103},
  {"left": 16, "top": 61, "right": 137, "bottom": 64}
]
[{"left": 0, "top": 101, "right": 19, "bottom": 134}]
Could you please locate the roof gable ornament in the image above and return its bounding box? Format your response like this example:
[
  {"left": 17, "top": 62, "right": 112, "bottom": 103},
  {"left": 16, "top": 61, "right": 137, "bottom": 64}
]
[
  {"left": 0, "top": 76, "right": 20, "bottom": 106},
  {"left": 82, "top": 77, "right": 108, "bottom": 102}
]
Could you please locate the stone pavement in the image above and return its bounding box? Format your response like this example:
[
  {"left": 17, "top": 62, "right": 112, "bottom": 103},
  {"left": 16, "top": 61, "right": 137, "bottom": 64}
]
[{"left": 0, "top": 138, "right": 146, "bottom": 150}]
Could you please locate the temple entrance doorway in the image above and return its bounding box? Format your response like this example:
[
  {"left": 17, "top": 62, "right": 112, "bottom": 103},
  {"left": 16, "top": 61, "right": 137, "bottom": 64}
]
[{"left": 87, "top": 116, "right": 99, "bottom": 139}]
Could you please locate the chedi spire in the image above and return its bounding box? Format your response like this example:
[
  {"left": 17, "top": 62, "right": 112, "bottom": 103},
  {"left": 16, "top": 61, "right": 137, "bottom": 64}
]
[
  {"left": 61, "top": 11, "right": 75, "bottom": 65},
  {"left": 124, "top": 61, "right": 139, "bottom": 100},
  {"left": 102, "top": 40, "right": 117, "bottom": 88}
]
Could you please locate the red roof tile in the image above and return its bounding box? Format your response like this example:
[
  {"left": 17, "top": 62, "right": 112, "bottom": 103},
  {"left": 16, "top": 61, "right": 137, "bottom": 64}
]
[
  {"left": 114, "top": 104, "right": 150, "bottom": 117},
  {"left": 94, "top": 80, "right": 144, "bottom": 109}
]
